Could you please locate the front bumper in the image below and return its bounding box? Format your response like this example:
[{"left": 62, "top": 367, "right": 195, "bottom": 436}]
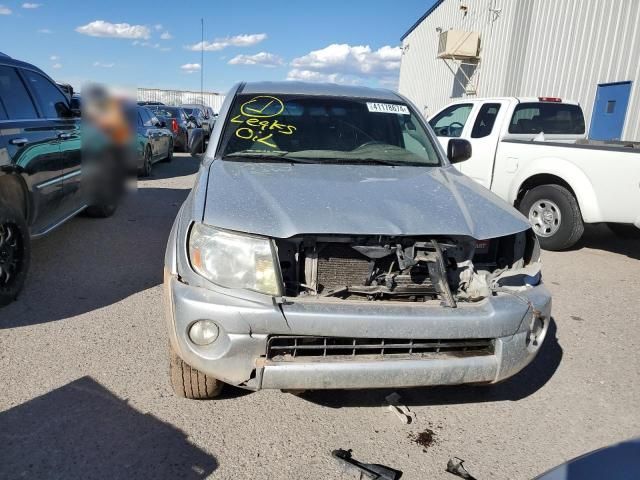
[{"left": 165, "top": 273, "right": 551, "bottom": 391}]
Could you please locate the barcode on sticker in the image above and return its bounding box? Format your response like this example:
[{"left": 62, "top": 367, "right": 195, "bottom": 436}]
[{"left": 366, "top": 102, "right": 410, "bottom": 115}]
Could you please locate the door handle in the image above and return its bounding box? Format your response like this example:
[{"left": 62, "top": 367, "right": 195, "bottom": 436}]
[
  {"left": 58, "top": 133, "right": 72, "bottom": 139},
  {"left": 9, "top": 138, "right": 28, "bottom": 146}
]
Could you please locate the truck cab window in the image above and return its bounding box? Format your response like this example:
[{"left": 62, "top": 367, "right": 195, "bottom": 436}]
[
  {"left": 429, "top": 103, "right": 473, "bottom": 137},
  {"left": 509, "top": 103, "right": 585, "bottom": 134},
  {"left": 471, "top": 103, "right": 501, "bottom": 138}
]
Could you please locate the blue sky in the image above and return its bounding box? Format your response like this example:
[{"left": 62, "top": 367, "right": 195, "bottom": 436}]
[{"left": 0, "top": 0, "right": 434, "bottom": 93}]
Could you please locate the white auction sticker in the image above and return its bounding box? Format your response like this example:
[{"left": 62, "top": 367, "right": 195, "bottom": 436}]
[{"left": 366, "top": 102, "right": 410, "bottom": 115}]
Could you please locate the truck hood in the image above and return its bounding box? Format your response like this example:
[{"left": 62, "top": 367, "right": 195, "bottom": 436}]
[{"left": 202, "top": 160, "right": 530, "bottom": 239}]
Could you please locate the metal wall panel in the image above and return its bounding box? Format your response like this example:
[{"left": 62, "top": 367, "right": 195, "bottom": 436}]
[
  {"left": 399, "top": 0, "right": 640, "bottom": 140},
  {"left": 137, "top": 88, "right": 226, "bottom": 112}
]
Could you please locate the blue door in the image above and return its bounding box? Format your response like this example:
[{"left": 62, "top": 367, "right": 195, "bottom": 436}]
[{"left": 589, "top": 81, "right": 632, "bottom": 140}]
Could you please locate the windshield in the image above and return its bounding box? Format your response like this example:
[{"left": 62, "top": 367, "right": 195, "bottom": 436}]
[
  {"left": 218, "top": 94, "right": 441, "bottom": 166},
  {"left": 151, "top": 107, "right": 180, "bottom": 119}
]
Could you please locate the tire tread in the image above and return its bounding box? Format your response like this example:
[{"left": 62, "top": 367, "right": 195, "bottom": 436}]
[{"left": 169, "top": 346, "right": 223, "bottom": 399}]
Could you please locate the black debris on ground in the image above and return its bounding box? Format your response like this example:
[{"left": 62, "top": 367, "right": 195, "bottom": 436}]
[{"left": 409, "top": 428, "right": 437, "bottom": 451}]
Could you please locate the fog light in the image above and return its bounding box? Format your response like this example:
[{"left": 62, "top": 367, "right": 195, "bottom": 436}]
[{"left": 188, "top": 320, "right": 219, "bottom": 346}]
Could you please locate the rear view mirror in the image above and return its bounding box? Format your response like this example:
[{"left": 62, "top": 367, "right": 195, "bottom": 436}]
[{"left": 447, "top": 139, "right": 472, "bottom": 164}]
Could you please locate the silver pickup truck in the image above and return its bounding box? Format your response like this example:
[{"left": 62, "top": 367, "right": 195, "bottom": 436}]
[{"left": 163, "top": 82, "right": 551, "bottom": 399}]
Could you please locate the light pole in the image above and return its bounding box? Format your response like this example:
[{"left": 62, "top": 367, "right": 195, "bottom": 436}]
[{"left": 200, "top": 17, "right": 204, "bottom": 105}]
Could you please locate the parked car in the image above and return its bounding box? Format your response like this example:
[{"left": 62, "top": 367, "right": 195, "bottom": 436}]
[
  {"left": 0, "top": 54, "right": 120, "bottom": 306},
  {"left": 181, "top": 105, "right": 211, "bottom": 138},
  {"left": 137, "top": 101, "right": 165, "bottom": 106},
  {"left": 164, "top": 82, "right": 551, "bottom": 399},
  {"left": 149, "top": 105, "right": 191, "bottom": 152},
  {"left": 135, "top": 106, "right": 173, "bottom": 176},
  {"left": 429, "top": 97, "right": 640, "bottom": 249},
  {"left": 535, "top": 437, "right": 640, "bottom": 479}
]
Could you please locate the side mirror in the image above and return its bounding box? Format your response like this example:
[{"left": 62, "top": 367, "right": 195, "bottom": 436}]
[{"left": 447, "top": 139, "right": 472, "bottom": 164}]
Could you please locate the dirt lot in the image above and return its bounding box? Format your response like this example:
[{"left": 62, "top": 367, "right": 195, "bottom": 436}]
[{"left": 1, "top": 154, "right": 639, "bottom": 479}]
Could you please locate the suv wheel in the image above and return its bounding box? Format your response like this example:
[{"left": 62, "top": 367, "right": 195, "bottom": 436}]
[
  {"left": 0, "top": 204, "right": 30, "bottom": 306},
  {"left": 169, "top": 345, "right": 223, "bottom": 399},
  {"left": 140, "top": 147, "right": 152, "bottom": 177},
  {"left": 519, "top": 184, "right": 584, "bottom": 251},
  {"left": 163, "top": 140, "right": 173, "bottom": 163}
]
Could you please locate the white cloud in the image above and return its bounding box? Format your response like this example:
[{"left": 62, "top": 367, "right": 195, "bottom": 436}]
[
  {"left": 180, "top": 63, "right": 201, "bottom": 73},
  {"left": 50, "top": 55, "right": 59, "bottom": 61},
  {"left": 0, "top": 5, "right": 12, "bottom": 14},
  {"left": 132, "top": 40, "right": 160, "bottom": 49},
  {"left": 228, "top": 52, "right": 283, "bottom": 67},
  {"left": 93, "top": 61, "right": 115, "bottom": 68},
  {"left": 22, "top": 3, "right": 42, "bottom": 8},
  {"left": 76, "top": 20, "right": 150, "bottom": 39},
  {"left": 51, "top": 63, "right": 62, "bottom": 69},
  {"left": 37, "top": 28, "right": 52, "bottom": 33},
  {"left": 288, "top": 44, "right": 401, "bottom": 84},
  {"left": 185, "top": 33, "right": 266, "bottom": 51},
  {"left": 160, "top": 31, "right": 172, "bottom": 40},
  {"left": 154, "top": 24, "right": 163, "bottom": 31}
]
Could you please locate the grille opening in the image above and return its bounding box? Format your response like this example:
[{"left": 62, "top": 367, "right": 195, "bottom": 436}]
[{"left": 267, "top": 335, "right": 494, "bottom": 361}]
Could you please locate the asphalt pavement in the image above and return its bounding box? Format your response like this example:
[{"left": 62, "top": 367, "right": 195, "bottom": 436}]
[{"left": 1, "top": 153, "right": 639, "bottom": 479}]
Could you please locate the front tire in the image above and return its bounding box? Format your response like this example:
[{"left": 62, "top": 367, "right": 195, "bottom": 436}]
[
  {"left": 169, "top": 345, "right": 223, "bottom": 399},
  {"left": 519, "top": 184, "right": 584, "bottom": 250},
  {"left": 0, "top": 204, "right": 30, "bottom": 307}
]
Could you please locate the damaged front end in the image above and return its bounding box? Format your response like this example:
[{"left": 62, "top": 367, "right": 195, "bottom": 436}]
[{"left": 275, "top": 229, "right": 542, "bottom": 307}]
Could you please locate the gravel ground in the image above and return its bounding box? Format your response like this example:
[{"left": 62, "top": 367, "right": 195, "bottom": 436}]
[{"left": 1, "top": 154, "right": 639, "bottom": 479}]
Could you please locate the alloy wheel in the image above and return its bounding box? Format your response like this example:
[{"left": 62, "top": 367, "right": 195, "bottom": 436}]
[{"left": 0, "top": 222, "right": 22, "bottom": 287}]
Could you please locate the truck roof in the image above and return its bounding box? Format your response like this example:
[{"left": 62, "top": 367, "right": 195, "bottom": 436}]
[
  {"left": 239, "top": 81, "right": 400, "bottom": 101},
  {"left": 444, "top": 96, "right": 580, "bottom": 106}
]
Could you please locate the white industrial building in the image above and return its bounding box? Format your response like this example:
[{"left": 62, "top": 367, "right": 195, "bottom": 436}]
[
  {"left": 399, "top": 0, "right": 640, "bottom": 141},
  {"left": 137, "top": 88, "right": 225, "bottom": 112}
]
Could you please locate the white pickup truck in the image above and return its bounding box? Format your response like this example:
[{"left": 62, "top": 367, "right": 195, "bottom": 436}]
[{"left": 428, "top": 97, "right": 640, "bottom": 250}]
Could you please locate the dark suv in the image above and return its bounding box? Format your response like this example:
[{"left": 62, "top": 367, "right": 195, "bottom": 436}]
[{"left": 0, "top": 53, "right": 117, "bottom": 306}]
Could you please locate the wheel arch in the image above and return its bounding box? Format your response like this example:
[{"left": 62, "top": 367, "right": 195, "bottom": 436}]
[
  {"left": 0, "top": 173, "right": 31, "bottom": 224},
  {"left": 511, "top": 158, "right": 601, "bottom": 223}
]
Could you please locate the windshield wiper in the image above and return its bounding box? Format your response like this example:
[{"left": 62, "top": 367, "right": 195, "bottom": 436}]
[
  {"left": 223, "top": 151, "right": 318, "bottom": 164},
  {"left": 338, "top": 158, "right": 428, "bottom": 167}
]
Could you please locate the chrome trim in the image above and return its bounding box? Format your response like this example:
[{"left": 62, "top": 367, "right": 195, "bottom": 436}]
[
  {"left": 31, "top": 204, "right": 87, "bottom": 239},
  {"left": 36, "top": 169, "right": 81, "bottom": 189}
]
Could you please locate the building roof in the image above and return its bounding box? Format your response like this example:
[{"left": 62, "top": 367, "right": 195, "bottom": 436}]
[
  {"left": 240, "top": 81, "right": 399, "bottom": 101},
  {"left": 401, "top": 0, "right": 445, "bottom": 41}
]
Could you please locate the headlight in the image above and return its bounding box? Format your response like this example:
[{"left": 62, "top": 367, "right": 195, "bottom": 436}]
[{"left": 188, "top": 223, "right": 281, "bottom": 296}]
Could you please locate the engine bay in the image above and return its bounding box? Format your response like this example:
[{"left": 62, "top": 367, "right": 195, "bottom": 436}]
[{"left": 275, "top": 230, "right": 540, "bottom": 306}]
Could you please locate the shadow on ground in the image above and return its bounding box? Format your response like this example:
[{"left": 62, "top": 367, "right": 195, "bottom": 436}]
[
  {"left": 300, "top": 318, "right": 562, "bottom": 409},
  {"left": 0, "top": 376, "right": 217, "bottom": 479},
  {"left": 0, "top": 157, "right": 200, "bottom": 328},
  {"left": 570, "top": 224, "right": 640, "bottom": 260},
  {"left": 144, "top": 154, "right": 201, "bottom": 180}
]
